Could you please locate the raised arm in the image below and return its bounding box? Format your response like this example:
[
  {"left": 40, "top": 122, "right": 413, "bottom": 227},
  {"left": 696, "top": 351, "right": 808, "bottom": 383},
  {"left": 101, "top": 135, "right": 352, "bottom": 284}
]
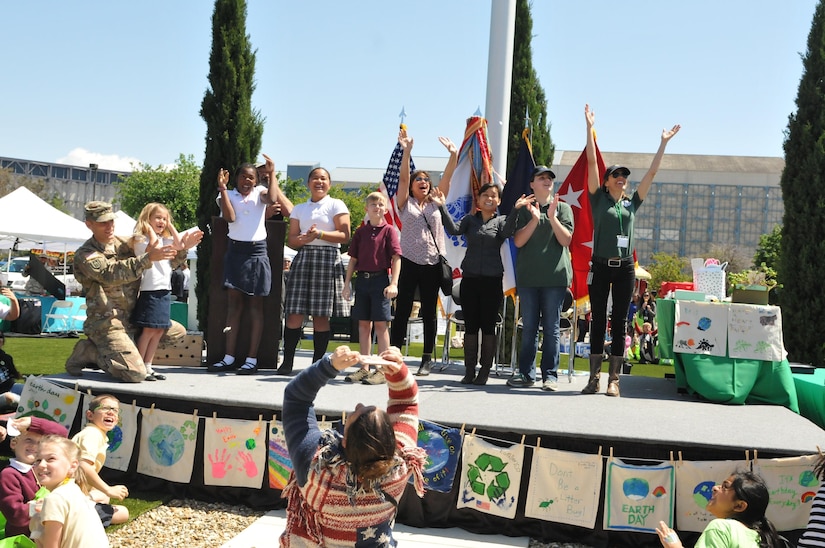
[
  {"left": 263, "top": 154, "right": 295, "bottom": 217},
  {"left": 379, "top": 347, "right": 419, "bottom": 449},
  {"left": 435, "top": 137, "right": 459, "bottom": 196},
  {"left": 637, "top": 124, "right": 681, "bottom": 201},
  {"left": 283, "top": 347, "right": 361, "bottom": 485},
  {"left": 1, "top": 288, "right": 19, "bottom": 322},
  {"left": 396, "top": 129, "right": 414, "bottom": 210},
  {"left": 217, "top": 168, "right": 236, "bottom": 223},
  {"left": 585, "top": 104, "right": 600, "bottom": 195}
]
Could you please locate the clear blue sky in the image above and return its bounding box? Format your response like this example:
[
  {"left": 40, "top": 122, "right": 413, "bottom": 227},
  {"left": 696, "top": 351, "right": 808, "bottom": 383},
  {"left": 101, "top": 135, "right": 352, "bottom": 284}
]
[{"left": 0, "top": 1, "right": 818, "bottom": 174}]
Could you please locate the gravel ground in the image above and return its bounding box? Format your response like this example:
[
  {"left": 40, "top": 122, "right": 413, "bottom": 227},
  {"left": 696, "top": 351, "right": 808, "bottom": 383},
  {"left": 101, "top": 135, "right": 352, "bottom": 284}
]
[
  {"left": 107, "top": 499, "right": 265, "bottom": 548},
  {"left": 106, "top": 499, "right": 595, "bottom": 547}
]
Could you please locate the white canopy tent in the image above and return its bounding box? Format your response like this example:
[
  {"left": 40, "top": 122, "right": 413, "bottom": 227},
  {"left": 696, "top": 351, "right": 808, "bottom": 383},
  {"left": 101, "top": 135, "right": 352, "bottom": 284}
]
[
  {"left": 114, "top": 210, "right": 137, "bottom": 238},
  {"left": 0, "top": 187, "right": 89, "bottom": 250}
]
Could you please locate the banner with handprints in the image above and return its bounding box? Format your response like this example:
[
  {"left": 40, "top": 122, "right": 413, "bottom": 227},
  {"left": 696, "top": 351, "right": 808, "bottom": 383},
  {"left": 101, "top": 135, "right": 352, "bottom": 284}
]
[
  {"left": 102, "top": 402, "right": 139, "bottom": 472},
  {"left": 727, "top": 304, "right": 785, "bottom": 361},
  {"left": 416, "top": 419, "right": 462, "bottom": 493},
  {"left": 16, "top": 376, "right": 80, "bottom": 435},
  {"left": 673, "top": 301, "right": 727, "bottom": 356},
  {"left": 525, "top": 447, "right": 603, "bottom": 528},
  {"left": 203, "top": 416, "right": 266, "bottom": 488},
  {"left": 674, "top": 459, "right": 749, "bottom": 532},
  {"left": 137, "top": 407, "right": 199, "bottom": 483},
  {"left": 267, "top": 418, "right": 293, "bottom": 490},
  {"left": 604, "top": 458, "right": 675, "bottom": 533},
  {"left": 753, "top": 454, "right": 819, "bottom": 531},
  {"left": 456, "top": 435, "right": 524, "bottom": 519}
]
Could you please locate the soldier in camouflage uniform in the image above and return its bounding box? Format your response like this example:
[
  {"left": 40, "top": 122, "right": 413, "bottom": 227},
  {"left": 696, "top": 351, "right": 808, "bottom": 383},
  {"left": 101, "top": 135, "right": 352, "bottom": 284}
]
[{"left": 65, "top": 201, "right": 198, "bottom": 382}]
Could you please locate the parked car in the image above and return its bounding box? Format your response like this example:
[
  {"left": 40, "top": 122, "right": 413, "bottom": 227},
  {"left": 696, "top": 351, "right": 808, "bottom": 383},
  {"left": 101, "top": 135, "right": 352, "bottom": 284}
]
[{"left": 0, "top": 256, "right": 81, "bottom": 295}]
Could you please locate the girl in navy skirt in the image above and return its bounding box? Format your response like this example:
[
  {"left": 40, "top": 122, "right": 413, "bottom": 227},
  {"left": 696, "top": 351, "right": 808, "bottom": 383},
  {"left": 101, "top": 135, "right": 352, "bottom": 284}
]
[
  {"left": 131, "top": 202, "right": 184, "bottom": 381},
  {"left": 209, "top": 155, "right": 278, "bottom": 375},
  {"left": 278, "top": 167, "right": 351, "bottom": 374}
]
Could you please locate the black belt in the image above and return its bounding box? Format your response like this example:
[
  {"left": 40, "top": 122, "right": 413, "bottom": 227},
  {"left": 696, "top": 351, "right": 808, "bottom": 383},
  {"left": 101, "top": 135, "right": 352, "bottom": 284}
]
[
  {"left": 358, "top": 271, "right": 387, "bottom": 279},
  {"left": 592, "top": 256, "right": 633, "bottom": 267}
]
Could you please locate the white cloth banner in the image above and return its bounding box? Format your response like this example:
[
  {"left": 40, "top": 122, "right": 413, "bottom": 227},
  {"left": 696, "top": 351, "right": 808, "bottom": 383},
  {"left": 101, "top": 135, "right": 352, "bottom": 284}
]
[
  {"left": 203, "top": 417, "right": 266, "bottom": 488},
  {"left": 268, "top": 418, "right": 293, "bottom": 490},
  {"left": 753, "top": 454, "right": 820, "bottom": 531},
  {"left": 101, "top": 401, "right": 139, "bottom": 472},
  {"left": 673, "top": 301, "right": 727, "bottom": 356},
  {"left": 604, "top": 458, "right": 675, "bottom": 533},
  {"left": 137, "top": 407, "right": 199, "bottom": 483},
  {"left": 727, "top": 304, "right": 785, "bottom": 361},
  {"left": 525, "top": 448, "right": 603, "bottom": 528},
  {"left": 674, "top": 459, "right": 749, "bottom": 532},
  {"left": 456, "top": 435, "right": 524, "bottom": 520},
  {"left": 15, "top": 376, "right": 81, "bottom": 435}
]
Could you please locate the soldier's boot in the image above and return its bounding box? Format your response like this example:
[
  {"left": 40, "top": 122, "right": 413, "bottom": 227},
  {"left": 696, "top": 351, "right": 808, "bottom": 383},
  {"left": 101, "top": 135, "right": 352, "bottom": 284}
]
[{"left": 65, "top": 339, "right": 98, "bottom": 377}]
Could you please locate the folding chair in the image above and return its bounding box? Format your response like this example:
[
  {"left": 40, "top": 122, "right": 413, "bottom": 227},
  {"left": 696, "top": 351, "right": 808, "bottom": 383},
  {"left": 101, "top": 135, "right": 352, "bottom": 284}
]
[
  {"left": 70, "top": 303, "right": 87, "bottom": 332},
  {"left": 438, "top": 281, "right": 464, "bottom": 371},
  {"left": 43, "top": 300, "right": 73, "bottom": 333}
]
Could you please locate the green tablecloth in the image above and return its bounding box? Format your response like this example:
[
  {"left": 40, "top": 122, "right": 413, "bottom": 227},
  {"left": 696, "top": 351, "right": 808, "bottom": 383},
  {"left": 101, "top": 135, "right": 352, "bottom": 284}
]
[
  {"left": 794, "top": 368, "right": 825, "bottom": 429},
  {"left": 657, "top": 299, "right": 799, "bottom": 413}
]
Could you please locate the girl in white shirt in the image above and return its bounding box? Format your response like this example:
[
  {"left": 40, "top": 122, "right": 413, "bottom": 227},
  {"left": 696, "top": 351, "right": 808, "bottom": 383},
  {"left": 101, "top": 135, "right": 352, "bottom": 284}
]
[{"left": 131, "top": 202, "right": 183, "bottom": 381}]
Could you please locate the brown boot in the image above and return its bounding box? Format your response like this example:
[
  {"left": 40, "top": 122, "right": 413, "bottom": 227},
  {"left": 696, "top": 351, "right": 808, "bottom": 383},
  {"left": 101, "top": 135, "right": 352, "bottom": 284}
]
[
  {"left": 460, "top": 333, "right": 479, "bottom": 384},
  {"left": 606, "top": 355, "right": 623, "bottom": 397},
  {"left": 581, "top": 354, "right": 602, "bottom": 394},
  {"left": 473, "top": 334, "right": 497, "bottom": 386}
]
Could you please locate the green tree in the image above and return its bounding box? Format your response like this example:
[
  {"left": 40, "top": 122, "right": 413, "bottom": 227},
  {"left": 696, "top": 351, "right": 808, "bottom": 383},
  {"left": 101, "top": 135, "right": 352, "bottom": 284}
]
[
  {"left": 196, "top": 0, "right": 264, "bottom": 330},
  {"left": 117, "top": 154, "right": 200, "bottom": 229},
  {"left": 754, "top": 225, "right": 782, "bottom": 275},
  {"left": 507, "top": 0, "right": 554, "bottom": 171},
  {"left": 645, "top": 252, "right": 691, "bottom": 294},
  {"left": 779, "top": 1, "right": 825, "bottom": 365}
]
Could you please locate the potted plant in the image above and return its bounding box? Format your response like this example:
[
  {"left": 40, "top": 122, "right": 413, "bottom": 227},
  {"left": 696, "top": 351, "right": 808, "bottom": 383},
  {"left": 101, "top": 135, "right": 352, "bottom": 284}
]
[{"left": 728, "top": 263, "right": 778, "bottom": 305}]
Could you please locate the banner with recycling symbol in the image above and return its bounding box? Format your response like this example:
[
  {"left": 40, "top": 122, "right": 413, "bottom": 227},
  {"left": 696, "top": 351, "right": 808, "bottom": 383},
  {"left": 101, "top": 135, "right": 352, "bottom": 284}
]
[{"left": 456, "top": 435, "right": 524, "bottom": 519}]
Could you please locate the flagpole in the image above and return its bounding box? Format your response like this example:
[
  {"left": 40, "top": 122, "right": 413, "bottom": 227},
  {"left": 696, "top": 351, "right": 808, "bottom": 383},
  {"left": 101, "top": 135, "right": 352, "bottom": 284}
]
[{"left": 485, "top": 0, "right": 516, "bottom": 177}]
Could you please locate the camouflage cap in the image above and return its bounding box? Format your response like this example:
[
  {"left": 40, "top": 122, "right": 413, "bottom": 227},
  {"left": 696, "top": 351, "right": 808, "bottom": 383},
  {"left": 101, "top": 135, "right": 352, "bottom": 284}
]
[{"left": 84, "top": 201, "right": 116, "bottom": 222}]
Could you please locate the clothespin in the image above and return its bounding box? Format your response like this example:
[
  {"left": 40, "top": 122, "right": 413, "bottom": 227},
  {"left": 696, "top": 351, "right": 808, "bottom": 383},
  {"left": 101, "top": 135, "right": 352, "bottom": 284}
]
[
  {"left": 150, "top": 403, "right": 156, "bottom": 414},
  {"left": 471, "top": 427, "right": 476, "bottom": 438},
  {"left": 192, "top": 409, "right": 198, "bottom": 421},
  {"left": 460, "top": 423, "right": 466, "bottom": 437},
  {"left": 598, "top": 446, "right": 603, "bottom": 458},
  {"left": 669, "top": 451, "right": 674, "bottom": 463},
  {"left": 131, "top": 400, "right": 136, "bottom": 411},
  {"left": 212, "top": 411, "right": 217, "bottom": 423},
  {"left": 752, "top": 449, "right": 758, "bottom": 465},
  {"left": 536, "top": 437, "right": 541, "bottom": 449},
  {"left": 519, "top": 435, "right": 526, "bottom": 446},
  {"left": 678, "top": 451, "right": 683, "bottom": 463}
]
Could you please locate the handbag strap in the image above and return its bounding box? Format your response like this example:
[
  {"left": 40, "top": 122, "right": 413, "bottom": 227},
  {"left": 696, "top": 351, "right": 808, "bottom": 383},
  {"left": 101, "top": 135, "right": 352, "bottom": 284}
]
[{"left": 420, "top": 205, "right": 444, "bottom": 256}]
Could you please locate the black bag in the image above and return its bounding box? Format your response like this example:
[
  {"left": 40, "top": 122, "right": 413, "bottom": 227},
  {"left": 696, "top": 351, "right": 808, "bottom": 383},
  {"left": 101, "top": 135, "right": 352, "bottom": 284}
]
[
  {"left": 438, "top": 255, "right": 453, "bottom": 295},
  {"left": 423, "top": 213, "right": 454, "bottom": 295}
]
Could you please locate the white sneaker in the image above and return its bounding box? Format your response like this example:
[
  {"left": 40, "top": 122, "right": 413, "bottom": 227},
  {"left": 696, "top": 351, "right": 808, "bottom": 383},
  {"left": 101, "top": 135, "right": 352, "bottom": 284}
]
[{"left": 542, "top": 378, "right": 559, "bottom": 391}]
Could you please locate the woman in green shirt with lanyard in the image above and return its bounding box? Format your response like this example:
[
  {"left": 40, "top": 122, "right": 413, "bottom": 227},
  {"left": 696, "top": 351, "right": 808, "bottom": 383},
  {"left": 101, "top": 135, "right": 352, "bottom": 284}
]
[{"left": 583, "top": 104, "right": 680, "bottom": 397}]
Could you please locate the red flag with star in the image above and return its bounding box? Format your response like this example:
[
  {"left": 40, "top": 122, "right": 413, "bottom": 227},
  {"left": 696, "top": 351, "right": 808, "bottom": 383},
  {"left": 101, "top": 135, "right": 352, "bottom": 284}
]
[{"left": 557, "top": 142, "right": 606, "bottom": 302}]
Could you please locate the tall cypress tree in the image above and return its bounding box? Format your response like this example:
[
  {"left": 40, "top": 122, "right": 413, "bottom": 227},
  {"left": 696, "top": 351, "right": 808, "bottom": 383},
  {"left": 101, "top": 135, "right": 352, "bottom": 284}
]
[
  {"left": 507, "top": 0, "right": 554, "bottom": 171},
  {"left": 779, "top": 1, "right": 825, "bottom": 365},
  {"left": 196, "top": 0, "right": 264, "bottom": 331}
]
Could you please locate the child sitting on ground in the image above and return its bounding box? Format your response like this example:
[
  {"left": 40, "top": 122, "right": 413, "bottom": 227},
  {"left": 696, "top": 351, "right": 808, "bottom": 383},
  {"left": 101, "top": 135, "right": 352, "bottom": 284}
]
[
  {"left": 639, "top": 322, "right": 659, "bottom": 364},
  {"left": 0, "top": 417, "right": 68, "bottom": 539},
  {"left": 341, "top": 192, "right": 401, "bottom": 385},
  {"left": 71, "top": 394, "right": 129, "bottom": 525},
  {"left": 30, "top": 435, "right": 109, "bottom": 547},
  {"left": 0, "top": 331, "right": 23, "bottom": 408}
]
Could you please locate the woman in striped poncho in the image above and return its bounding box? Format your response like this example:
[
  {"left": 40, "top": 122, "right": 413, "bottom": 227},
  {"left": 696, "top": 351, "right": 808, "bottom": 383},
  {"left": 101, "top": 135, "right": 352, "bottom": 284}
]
[{"left": 280, "top": 346, "right": 426, "bottom": 547}]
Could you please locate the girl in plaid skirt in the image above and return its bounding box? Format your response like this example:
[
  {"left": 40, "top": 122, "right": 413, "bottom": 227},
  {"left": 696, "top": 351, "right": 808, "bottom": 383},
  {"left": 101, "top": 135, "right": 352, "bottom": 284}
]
[{"left": 278, "top": 167, "right": 351, "bottom": 374}]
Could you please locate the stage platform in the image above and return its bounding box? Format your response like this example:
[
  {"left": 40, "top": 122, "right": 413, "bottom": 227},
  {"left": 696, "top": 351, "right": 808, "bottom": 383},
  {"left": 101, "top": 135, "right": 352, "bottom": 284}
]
[
  {"left": 50, "top": 350, "right": 822, "bottom": 547},
  {"left": 51, "top": 350, "right": 821, "bottom": 460}
]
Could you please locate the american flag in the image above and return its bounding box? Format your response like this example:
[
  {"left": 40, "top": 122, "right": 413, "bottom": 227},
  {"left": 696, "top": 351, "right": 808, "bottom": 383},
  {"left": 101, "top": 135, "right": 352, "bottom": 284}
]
[{"left": 380, "top": 130, "right": 415, "bottom": 230}]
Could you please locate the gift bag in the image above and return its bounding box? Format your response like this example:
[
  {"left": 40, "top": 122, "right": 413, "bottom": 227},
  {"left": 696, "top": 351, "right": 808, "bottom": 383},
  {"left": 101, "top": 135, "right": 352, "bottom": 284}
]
[{"left": 694, "top": 259, "right": 727, "bottom": 299}]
